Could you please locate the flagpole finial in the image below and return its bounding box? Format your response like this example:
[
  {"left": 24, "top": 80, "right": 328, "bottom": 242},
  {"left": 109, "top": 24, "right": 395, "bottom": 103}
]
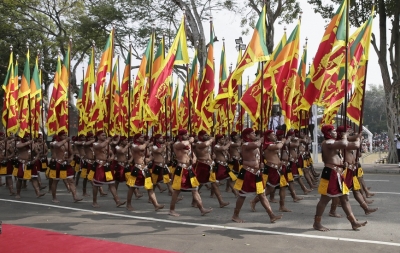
[
  {"left": 37, "top": 49, "right": 40, "bottom": 55},
  {"left": 305, "top": 37, "right": 308, "bottom": 45},
  {"left": 69, "top": 35, "right": 72, "bottom": 42},
  {"left": 16, "top": 54, "right": 19, "bottom": 60},
  {"left": 58, "top": 49, "right": 61, "bottom": 57},
  {"left": 196, "top": 40, "right": 199, "bottom": 47},
  {"left": 26, "top": 42, "right": 29, "bottom": 49},
  {"left": 10, "top": 45, "right": 13, "bottom": 52},
  {"left": 299, "top": 11, "right": 303, "bottom": 19},
  {"left": 92, "top": 40, "right": 96, "bottom": 47}
]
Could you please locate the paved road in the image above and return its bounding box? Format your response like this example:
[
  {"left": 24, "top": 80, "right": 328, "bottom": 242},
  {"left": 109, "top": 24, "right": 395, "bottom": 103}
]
[{"left": 0, "top": 165, "right": 399, "bottom": 253}]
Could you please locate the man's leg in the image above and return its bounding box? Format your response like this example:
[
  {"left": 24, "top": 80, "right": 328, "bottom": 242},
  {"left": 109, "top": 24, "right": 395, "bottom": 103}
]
[
  {"left": 31, "top": 178, "right": 46, "bottom": 198},
  {"left": 148, "top": 189, "right": 164, "bottom": 210},
  {"left": 232, "top": 196, "right": 246, "bottom": 223},
  {"left": 211, "top": 182, "right": 229, "bottom": 208},
  {"left": 339, "top": 194, "right": 368, "bottom": 230},
  {"left": 6, "top": 176, "right": 15, "bottom": 196},
  {"left": 92, "top": 185, "right": 99, "bottom": 208},
  {"left": 192, "top": 190, "right": 213, "bottom": 216},
  {"left": 258, "top": 193, "right": 283, "bottom": 223},
  {"left": 169, "top": 189, "right": 181, "bottom": 216},
  {"left": 313, "top": 195, "right": 332, "bottom": 231},
  {"left": 108, "top": 184, "right": 126, "bottom": 207},
  {"left": 51, "top": 179, "right": 60, "bottom": 203}
]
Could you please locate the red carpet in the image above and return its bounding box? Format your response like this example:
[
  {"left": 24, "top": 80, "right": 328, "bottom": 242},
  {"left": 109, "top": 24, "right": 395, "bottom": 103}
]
[{"left": 0, "top": 224, "right": 177, "bottom": 253}]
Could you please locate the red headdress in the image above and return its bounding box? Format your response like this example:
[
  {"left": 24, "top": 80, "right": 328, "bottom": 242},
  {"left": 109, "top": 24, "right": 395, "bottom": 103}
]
[
  {"left": 133, "top": 133, "right": 142, "bottom": 144},
  {"left": 153, "top": 133, "right": 162, "bottom": 147},
  {"left": 321, "top": 124, "right": 335, "bottom": 140},
  {"left": 286, "top": 129, "right": 295, "bottom": 138},
  {"left": 198, "top": 130, "right": 207, "bottom": 141},
  {"left": 263, "top": 130, "right": 274, "bottom": 149},
  {"left": 215, "top": 134, "right": 224, "bottom": 142},
  {"left": 242, "top": 128, "right": 254, "bottom": 142},
  {"left": 58, "top": 130, "right": 66, "bottom": 137},
  {"left": 177, "top": 129, "right": 187, "bottom": 142},
  {"left": 96, "top": 130, "right": 104, "bottom": 137}
]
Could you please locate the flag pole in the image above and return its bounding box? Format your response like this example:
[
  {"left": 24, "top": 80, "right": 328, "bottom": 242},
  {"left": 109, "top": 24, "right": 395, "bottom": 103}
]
[
  {"left": 343, "top": 0, "right": 349, "bottom": 129},
  {"left": 128, "top": 40, "right": 132, "bottom": 140},
  {"left": 108, "top": 26, "right": 115, "bottom": 137}
]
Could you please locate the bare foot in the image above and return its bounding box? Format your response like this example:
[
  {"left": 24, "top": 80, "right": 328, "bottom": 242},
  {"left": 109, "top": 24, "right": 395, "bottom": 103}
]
[
  {"left": 9, "top": 191, "right": 16, "bottom": 196},
  {"left": 135, "top": 193, "right": 143, "bottom": 199},
  {"left": 100, "top": 192, "right": 108, "bottom": 197},
  {"left": 313, "top": 222, "right": 330, "bottom": 231},
  {"left": 116, "top": 201, "right": 127, "bottom": 207},
  {"left": 367, "top": 187, "right": 371, "bottom": 190},
  {"left": 351, "top": 220, "right": 368, "bottom": 230},
  {"left": 205, "top": 184, "right": 211, "bottom": 190},
  {"left": 92, "top": 203, "right": 100, "bottom": 208},
  {"left": 40, "top": 185, "right": 47, "bottom": 190},
  {"left": 293, "top": 196, "right": 303, "bottom": 202},
  {"left": 366, "top": 193, "right": 375, "bottom": 198},
  {"left": 52, "top": 199, "right": 60, "bottom": 203},
  {"left": 365, "top": 199, "right": 374, "bottom": 204},
  {"left": 269, "top": 214, "right": 283, "bottom": 223},
  {"left": 169, "top": 210, "right": 181, "bottom": 216},
  {"left": 155, "top": 204, "right": 165, "bottom": 211},
  {"left": 37, "top": 193, "right": 46, "bottom": 198},
  {"left": 15, "top": 194, "right": 21, "bottom": 199},
  {"left": 329, "top": 212, "right": 342, "bottom": 218},
  {"left": 232, "top": 215, "right": 244, "bottom": 223},
  {"left": 303, "top": 188, "right": 312, "bottom": 194},
  {"left": 159, "top": 187, "right": 167, "bottom": 193},
  {"left": 218, "top": 182, "right": 225, "bottom": 186},
  {"left": 269, "top": 198, "right": 278, "bottom": 203},
  {"left": 365, "top": 207, "right": 378, "bottom": 215},
  {"left": 250, "top": 200, "right": 256, "bottom": 212},
  {"left": 191, "top": 202, "right": 198, "bottom": 208},
  {"left": 279, "top": 207, "right": 292, "bottom": 212},
  {"left": 83, "top": 193, "right": 91, "bottom": 197},
  {"left": 0, "top": 182, "right": 5, "bottom": 186},
  {"left": 148, "top": 199, "right": 152, "bottom": 203},
  {"left": 74, "top": 197, "right": 83, "bottom": 203},
  {"left": 226, "top": 188, "right": 232, "bottom": 193},
  {"left": 126, "top": 205, "right": 135, "bottom": 211},
  {"left": 200, "top": 207, "right": 213, "bottom": 216},
  {"left": 219, "top": 202, "right": 230, "bottom": 208}
]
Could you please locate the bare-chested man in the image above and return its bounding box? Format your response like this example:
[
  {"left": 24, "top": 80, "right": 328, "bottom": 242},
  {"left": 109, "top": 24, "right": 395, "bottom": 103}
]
[
  {"left": 286, "top": 130, "right": 311, "bottom": 195},
  {"left": 313, "top": 124, "right": 367, "bottom": 231},
  {"left": 15, "top": 133, "right": 46, "bottom": 199},
  {"left": 125, "top": 133, "right": 163, "bottom": 211},
  {"left": 151, "top": 134, "right": 173, "bottom": 195},
  {"left": 91, "top": 130, "right": 125, "bottom": 208},
  {"left": 250, "top": 130, "right": 291, "bottom": 212},
  {"left": 0, "top": 132, "right": 16, "bottom": 195},
  {"left": 296, "top": 130, "right": 318, "bottom": 190},
  {"left": 34, "top": 133, "right": 48, "bottom": 190},
  {"left": 114, "top": 136, "right": 131, "bottom": 190},
  {"left": 213, "top": 134, "right": 237, "bottom": 196},
  {"left": 328, "top": 126, "right": 378, "bottom": 217},
  {"left": 232, "top": 128, "right": 282, "bottom": 223},
  {"left": 49, "top": 130, "right": 82, "bottom": 203},
  {"left": 227, "top": 131, "right": 241, "bottom": 194},
  {"left": 194, "top": 131, "right": 229, "bottom": 208},
  {"left": 169, "top": 129, "right": 212, "bottom": 216}
]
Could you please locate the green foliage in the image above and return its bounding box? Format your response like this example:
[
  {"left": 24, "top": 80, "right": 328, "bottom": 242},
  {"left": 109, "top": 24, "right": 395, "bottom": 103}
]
[{"left": 363, "top": 84, "right": 388, "bottom": 133}]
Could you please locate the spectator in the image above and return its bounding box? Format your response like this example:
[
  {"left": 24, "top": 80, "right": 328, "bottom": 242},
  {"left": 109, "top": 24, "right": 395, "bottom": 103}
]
[{"left": 395, "top": 127, "right": 400, "bottom": 167}]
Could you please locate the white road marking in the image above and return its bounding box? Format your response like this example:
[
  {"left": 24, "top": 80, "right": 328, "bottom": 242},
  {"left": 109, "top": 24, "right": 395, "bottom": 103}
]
[
  {"left": 364, "top": 180, "right": 390, "bottom": 182},
  {"left": 1, "top": 198, "right": 400, "bottom": 247},
  {"left": 372, "top": 191, "right": 400, "bottom": 195}
]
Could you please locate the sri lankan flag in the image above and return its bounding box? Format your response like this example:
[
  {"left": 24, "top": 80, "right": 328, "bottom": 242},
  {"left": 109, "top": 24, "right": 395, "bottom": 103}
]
[
  {"left": 213, "top": 5, "right": 269, "bottom": 109},
  {"left": 239, "top": 32, "right": 287, "bottom": 124},
  {"left": 145, "top": 17, "right": 189, "bottom": 120},
  {"left": 18, "top": 50, "right": 31, "bottom": 137},
  {"left": 104, "top": 61, "right": 121, "bottom": 136},
  {"left": 46, "top": 56, "right": 62, "bottom": 135},
  {"left": 30, "top": 55, "right": 42, "bottom": 138},
  {"left": 1, "top": 52, "right": 19, "bottom": 135},
  {"left": 188, "top": 50, "right": 200, "bottom": 132},
  {"left": 297, "top": 0, "right": 347, "bottom": 111},
  {"left": 196, "top": 22, "right": 215, "bottom": 131},
  {"left": 291, "top": 43, "right": 308, "bottom": 130},
  {"left": 77, "top": 46, "right": 95, "bottom": 135},
  {"left": 131, "top": 34, "right": 154, "bottom": 134},
  {"left": 89, "top": 29, "right": 114, "bottom": 132},
  {"left": 119, "top": 49, "right": 131, "bottom": 137},
  {"left": 272, "top": 20, "right": 300, "bottom": 130}
]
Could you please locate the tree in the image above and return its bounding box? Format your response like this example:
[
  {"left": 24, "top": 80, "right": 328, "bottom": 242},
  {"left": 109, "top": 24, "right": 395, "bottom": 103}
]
[
  {"left": 308, "top": 0, "right": 400, "bottom": 163},
  {"left": 363, "top": 85, "right": 387, "bottom": 133}
]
